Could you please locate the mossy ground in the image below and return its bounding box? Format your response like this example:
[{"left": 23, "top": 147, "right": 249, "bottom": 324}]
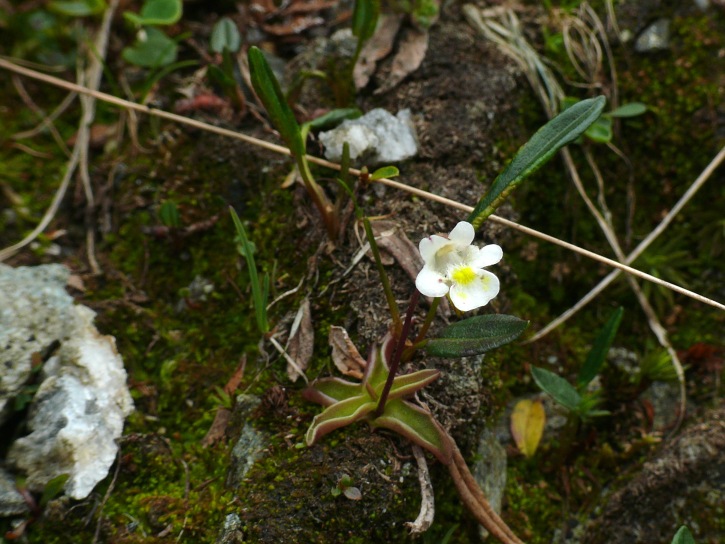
[{"left": 1, "top": 2, "right": 723, "bottom": 543}]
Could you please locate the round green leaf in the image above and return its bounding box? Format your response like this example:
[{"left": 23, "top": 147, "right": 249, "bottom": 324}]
[
  {"left": 124, "top": 0, "right": 182, "bottom": 26},
  {"left": 211, "top": 17, "right": 241, "bottom": 53},
  {"left": 122, "top": 27, "right": 177, "bottom": 68}
]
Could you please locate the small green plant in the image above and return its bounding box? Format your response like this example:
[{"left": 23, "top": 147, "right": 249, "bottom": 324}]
[
  {"left": 122, "top": 0, "right": 183, "bottom": 68},
  {"left": 206, "top": 17, "right": 245, "bottom": 111},
  {"left": 531, "top": 306, "right": 624, "bottom": 421},
  {"left": 561, "top": 97, "right": 647, "bottom": 144},
  {"left": 301, "top": 96, "right": 606, "bottom": 544},
  {"left": 671, "top": 526, "right": 695, "bottom": 544},
  {"left": 230, "top": 207, "right": 269, "bottom": 335}
]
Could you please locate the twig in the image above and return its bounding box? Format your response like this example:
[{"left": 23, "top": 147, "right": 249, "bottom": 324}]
[
  {"left": 12, "top": 90, "right": 77, "bottom": 141},
  {"left": 268, "top": 336, "right": 309, "bottom": 384},
  {"left": 11, "top": 74, "right": 71, "bottom": 157},
  {"left": 92, "top": 449, "right": 122, "bottom": 544},
  {"left": 405, "top": 445, "right": 435, "bottom": 536},
  {"left": 0, "top": 58, "right": 723, "bottom": 313},
  {"left": 526, "top": 147, "right": 725, "bottom": 342}
]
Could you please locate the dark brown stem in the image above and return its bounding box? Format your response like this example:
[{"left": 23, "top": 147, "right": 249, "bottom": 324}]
[
  {"left": 374, "top": 289, "right": 420, "bottom": 416},
  {"left": 448, "top": 443, "right": 525, "bottom": 544}
]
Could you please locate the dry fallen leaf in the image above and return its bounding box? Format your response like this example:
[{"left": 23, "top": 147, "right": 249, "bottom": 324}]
[
  {"left": 511, "top": 398, "right": 546, "bottom": 458},
  {"left": 329, "top": 325, "right": 366, "bottom": 379},
  {"left": 375, "top": 26, "right": 429, "bottom": 95},
  {"left": 287, "top": 298, "right": 314, "bottom": 382},
  {"left": 371, "top": 220, "right": 423, "bottom": 282},
  {"left": 353, "top": 13, "right": 405, "bottom": 89}
]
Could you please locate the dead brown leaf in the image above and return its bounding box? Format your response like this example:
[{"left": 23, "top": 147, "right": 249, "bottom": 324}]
[
  {"left": 375, "top": 26, "right": 429, "bottom": 95},
  {"left": 329, "top": 325, "right": 366, "bottom": 379},
  {"left": 371, "top": 220, "right": 423, "bottom": 282},
  {"left": 353, "top": 13, "right": 404, "bottom": 89},
  {"left": 287, "top": 298, "right": 314, "bottom": 382}
]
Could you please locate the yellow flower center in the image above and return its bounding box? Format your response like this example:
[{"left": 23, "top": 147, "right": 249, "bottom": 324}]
[{"left": 451, "top": 266, "right": 477, "bottom": 286}]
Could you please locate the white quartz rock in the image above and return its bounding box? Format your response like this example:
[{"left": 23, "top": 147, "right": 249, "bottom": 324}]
[
  {"left": 319, "top": 108, "right": 418, "bottom": 165},
  {"left": 1, "top": 265, "right": 133, "bottom": 500}
]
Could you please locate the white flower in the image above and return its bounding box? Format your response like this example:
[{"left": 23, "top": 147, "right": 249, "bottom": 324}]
[{"left": 415, "top": 221, "right": 502, "bottom": 311}]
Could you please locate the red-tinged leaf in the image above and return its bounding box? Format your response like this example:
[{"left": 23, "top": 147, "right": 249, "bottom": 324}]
[
  {"left": 305, "top": 396, "right": 375, "bottom": 446},
  {"left": 387, "top": 369, "right": 441, "bottom": 401},
  {"left": 303, "top": 377, "right": 363, "bottom": 407},
  {"left": 371, "top": 399, "right": 452, "bottom": 464}
]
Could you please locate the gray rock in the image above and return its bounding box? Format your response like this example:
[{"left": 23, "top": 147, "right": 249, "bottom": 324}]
[
  {"left": 319, "top": 108, "right": 418, "bottom": 165},
  {"left": 0, "top": 264, "right": 74, "bottom": 424},
  {"left": 1, "top": 264, "right": 133, "bottom": 500},
  {"left": 226, "top": 394, "right": 266, "bottom": 488},
  {"left": 634, "top": 18, "right": 671, "bottom": 52},
  {"left": 473, "top": 427, "right": 507, "bottom": 541},
  {"left": 0, "top": 468, "right": 29, "bottom": 517},
  {"left": 639, "top": 381, "right": 682, "bottom": 432},
  {"left": 570, "top": 404, "right": 725, "bottom": 544},
  {"left": 216, "top": 513, "right": 244, "bottom": 544}
]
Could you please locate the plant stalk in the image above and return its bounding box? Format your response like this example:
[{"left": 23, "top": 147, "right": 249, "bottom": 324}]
[
  {"left": 297, "top": 156, "right": 338, "bottom": 239},
  {"left": 374, "top": 289, "right": 419, "bottom": 416},
  {"left": 363, "top": 216, "right": 401, "bottom": 332}
]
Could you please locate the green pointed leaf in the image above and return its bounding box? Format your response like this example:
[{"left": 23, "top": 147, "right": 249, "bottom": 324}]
[
  {"left": 210, "top": 17, "right": 240, "bottom": 53},
  {"left": 40, "top": 474, "right": 70, "bottom": 507},
  {"left": 364, "top": 337, "right": 391, "bottom": 391},
  {"left": 303, "top": 377, "right": 364, "bottom": 407},
  {"left": 124, "top": 0, "right": 181, "bottom": 26},
  {"left": 122, "top": 27, "right": 178, "bottom": 68},
  {"left": 387, "top": 369, "right": 440, "bottom": 401},
  {"left": 609, "top": 102, "right": 647, "bottom": 118},
  {"left": 424, "top": 315, "right": 529, "bottom": 358},
  {"left": 305, "top": 395, "right": 376, "bottom": 446},
  {"left": 671, "top": 526, "right": 695, "bottom": 544},
  {"left": 578, "top": 307, "right": 623, "bottom": 387},
  {"left": 370, "top": 165, "right": 399, "bottom": 181},
  {"left": 207, "top": 64, "right": 235, "bottom": 88},
  {"left": 248, "top": 46, "right": 304, "bottom": 158},
  {"left": 48, "top": 0, "right": 106, "bottom": 17},
  {"left": 531, "top": 366, "right": 581, "bottom": 412},
  {"left": 468, "top": 96, "right": 606, "bottom": 228},
  {"left": 372, "top": 399, "right": 452, "bottom": 464},
  {"left": 352, "top": 0, "right": 379, "bottom": 43},
  {"left": 304, "top": 108, "right": 361, "bottom": 132}
]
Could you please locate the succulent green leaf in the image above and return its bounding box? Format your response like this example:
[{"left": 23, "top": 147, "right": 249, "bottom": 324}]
[
  {"left": 124, "top": 0, "right": 182, "bottom": 26},
  {"left": 372, "top": 399, "right": 452, "bottom": 464},
  {"left": 370, "top": 165, "right": 399, "bottom": 181},
  {"left": 122, "top": 27, "right": 178, "bottom": 68},
  {"left": 207, "top": 64, "right": 235, "bottom": 88},
  {"left": 248, "top": 46, "right": 304, "bottom": 158},
  {"left": 210, "top": 17, "right": 241, "bottom": 53},
  {"left": 303, "top": 377, "right": 364, "bottom": 407},
  {"left": 424, "top": 315, "right": 529, "bottom": 358},
  {"left": 578, "top": 307, "right": 623, "bottom": 388},
  {"left": 468, "top": 96, "right": 606, "bottom": 228},
  {"left": 387, "top": 369, "right": 440, "bottom": 401},
  {"left": 609, "top": 102, "right": 647, "bottom": 118},
  {"left": 48, "top": 0, "right": 105, "bottom": 17},
  {"left": 531, "top": 366, "right": 582, "bottom": 412},
  {"left": 305, "top": 395, "right": 376, "bottom": 445},
  {"left": 671, "top": 526, "right": 696, "bottom": 544},
  {"left": 352, "top": 0, "right": 379, "bottom": 43}
]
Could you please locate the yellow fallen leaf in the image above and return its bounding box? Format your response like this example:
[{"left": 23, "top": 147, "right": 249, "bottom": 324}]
[{"left": 510, "top": 398, "right": 545, "bottom": 458}]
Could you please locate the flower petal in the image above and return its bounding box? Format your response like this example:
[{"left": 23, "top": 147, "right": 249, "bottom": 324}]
[
  {"left": 448, "top": 221, "right": 475, "bottom": 247},
  {"left": 449, "top": 270, "right": 500, "bottom": 311},
  {"left": 416, "top": 266, "right": 450, "bottom": 297},
  {"left": 471, "top": 244, "right": 503, "bottom": 268},
  {"left": 419, "top": 234, "right": 450, "bottom": 265}
]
